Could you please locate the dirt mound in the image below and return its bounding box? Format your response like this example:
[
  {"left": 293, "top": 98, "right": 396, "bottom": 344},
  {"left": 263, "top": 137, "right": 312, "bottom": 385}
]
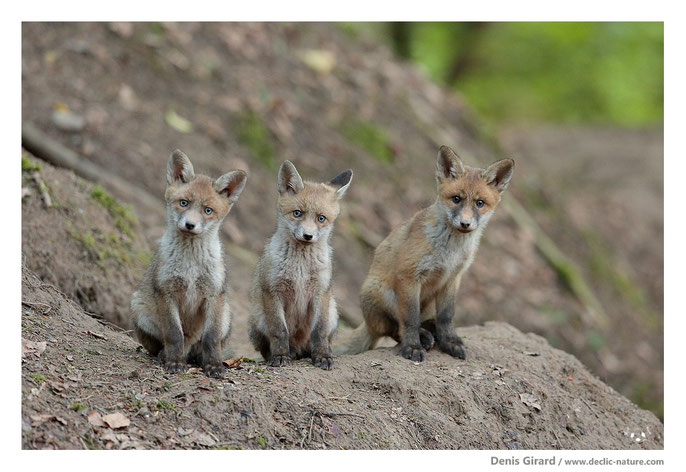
[
  {"left": 21, "top": 151, "right": 150, "bottom": 329},
  {"left": 21, "top": 266, "right": 662, "bottom": 450}
]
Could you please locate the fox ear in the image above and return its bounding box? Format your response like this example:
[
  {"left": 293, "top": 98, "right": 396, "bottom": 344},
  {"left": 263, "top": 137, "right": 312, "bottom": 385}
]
[
  {"left": 167, "top": 149, "right": 195, "bottom": 185},
  {"left": 483, "top": 158, "right": 515, "bottom": 192},
  {"left": 214, "top": 170, "right": 247, "bottom": 204},
  {"left": 436, "top": 145, "right": 465, "bottom": 181},
  {"left": 277, "top": 160, "right": 304, "bottom": 195},
  {"left": 328, "top": 169, "right": 353, "bottom": 200}
]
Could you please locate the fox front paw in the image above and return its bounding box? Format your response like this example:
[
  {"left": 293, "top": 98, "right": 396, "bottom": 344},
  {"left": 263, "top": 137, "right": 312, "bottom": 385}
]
[
  {"left": 269, "top": 355, "right": 292, "bottom": 367},
  {"left": 203, "top": 362, "right": 226, "bottom": 378},
  {"left": 164, "top": 360, "right": 188, "bottom": 374},
  {"left": 312, "top": 355, "right": 334, "bottom": 370},
  {"left": 438, "top": 336, "right": 466, "bottom": 359},
  {"left": 401, "top": 344, "right": 426, "bottom": 362}
]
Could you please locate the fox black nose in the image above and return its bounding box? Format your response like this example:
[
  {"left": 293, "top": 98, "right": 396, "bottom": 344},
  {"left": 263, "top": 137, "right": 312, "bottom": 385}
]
[
  {"left": 185, "top": 222, "right": 196, "bottom": 230},
  {"left": 460, "top": 221, "right": 471, "bottom": 229},
  {"left": 303, "top": 233, "right": 313, "bottom": 241}
]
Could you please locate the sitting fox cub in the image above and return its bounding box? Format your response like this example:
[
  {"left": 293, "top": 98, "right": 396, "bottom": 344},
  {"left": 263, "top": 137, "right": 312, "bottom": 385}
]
[
  {"left": 131, "top": 150, "right": 247, "bottom": 377},
  {"left": 335, "top": 145, "right": 514, "bottom": 362},
  {"left": 249, "top": 161, "right": 352, "bottom": 370}
]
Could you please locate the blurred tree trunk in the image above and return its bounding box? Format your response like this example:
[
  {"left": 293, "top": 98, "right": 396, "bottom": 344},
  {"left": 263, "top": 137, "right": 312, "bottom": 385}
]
[
  {"left": 390, "top": 22, "right": 412, "bottom": 59},
  {"left": 445, "top": 22, "right": 489, "bottom": 84}
]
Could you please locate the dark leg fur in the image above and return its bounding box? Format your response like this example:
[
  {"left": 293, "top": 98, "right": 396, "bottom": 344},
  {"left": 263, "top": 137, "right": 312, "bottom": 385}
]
[
  {"left": 435, "top": 308, "right": 466, "bottom": 360},
  {"left": 419, "top": 327, "right": 435, "bottom": 351},
  {"left": 163, "top": 317, "right": 187, "bottom": 374},
  {"left": 135, "top": 325, "right": 163, "bottom": 357}
]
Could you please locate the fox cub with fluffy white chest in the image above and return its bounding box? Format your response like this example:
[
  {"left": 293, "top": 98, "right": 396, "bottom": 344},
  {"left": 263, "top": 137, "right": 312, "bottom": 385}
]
[
  {"left": 131, "top": 150, "right": 247, "bottom": 377},
  {"left": 335, "top": 145, "right": 514, "bottom": 362},
  {"left": 249, "top": 161, "right": 352, "bottom": 370}
]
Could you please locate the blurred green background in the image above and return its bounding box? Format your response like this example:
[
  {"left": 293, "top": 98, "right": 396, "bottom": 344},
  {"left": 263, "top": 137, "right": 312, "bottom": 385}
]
[{"left": 346, "top": 22, "right": 663, "bottom": 127}]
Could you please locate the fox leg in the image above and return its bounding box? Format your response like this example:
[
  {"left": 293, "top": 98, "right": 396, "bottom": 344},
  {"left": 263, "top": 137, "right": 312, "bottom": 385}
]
[
  {"left": 434, "top": 275, "right": 466, "bottom": 359},
  {"left": 198, "top": 294, "right": 227, "bottom": 377},
  {"left": 396, "top": 281, "right": 425, "bottom": 362},
  {"left": 418, "top": 299, "right": 436, "bottom": 350},
  {"left": 159, "top": 297, "right": 187, "bottom": 373},
  {"left": 263, "top": 292, "right": 291, "bottom": 367},
  {"left": 309, "top": 292, "right": 334, "bottom": 370}
]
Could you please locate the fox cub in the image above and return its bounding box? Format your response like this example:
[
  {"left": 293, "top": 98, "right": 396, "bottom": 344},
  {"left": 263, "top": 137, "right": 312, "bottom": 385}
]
[
  {"left": 131, "top": 150, "right": 247, "bottom": 377},
  {"left": 335, "top": 145, "right": 514, "bottom": 362},
  {"left": 248, "top": 160, "right": 352, "bottom": 370}
]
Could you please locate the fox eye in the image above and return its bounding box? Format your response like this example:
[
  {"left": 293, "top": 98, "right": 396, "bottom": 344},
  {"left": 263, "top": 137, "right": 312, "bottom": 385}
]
[
  {"left": 452, "top": 195, "right": 461, "bottom": 204},
  {"left": 317, "top": 214, "right": 327, "bottom": 223},
  {"left": 204, "top": 207, "right": 213, "bottom": 215},
  {"left": 293, "top": 210, "right": 303, "bottom": 218},
  {"left": 475, "top": 199, "right": 485, "bottom": 208},
  {"left": 179, "top": 199, "right": 189, "bottom": 207}
]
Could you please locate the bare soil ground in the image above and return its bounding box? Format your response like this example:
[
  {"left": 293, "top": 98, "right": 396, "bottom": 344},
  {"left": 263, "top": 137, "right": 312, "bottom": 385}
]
[
  {"left": 20, "top": 22, "right": 664, "bottom": 448},
  {"left": 21, "top": 265, "right": 662, "bottom": 449}
]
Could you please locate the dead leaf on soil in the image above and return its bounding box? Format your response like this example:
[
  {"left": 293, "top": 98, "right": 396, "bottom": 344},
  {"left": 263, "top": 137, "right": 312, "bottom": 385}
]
[
  {"left": 165, "top": 108, "right": 194, "bottom": 134},
  {"left": 30, "top": 414, "right": 67, "bottom": 426},
  {"left": 223, "top": 356, "right": 243, "bottom": 369},
  {"left": 300, "top": 49, "right": 336, "bottom": 74},
  {"left": 519, "top": 393, "right": 542, "bottom": 411},
  {"left": 187, "top": 430, "right": 216, "bottom": 447},
  {"left": 88, "top": 411, "right": 105, "bottom": 427},
  {"left": 22, "top": 338, "right": 47, "bottom": 358},
  {"left": 103, "top": 412, "right": 131, "bottom": 429},
  {"left": 324, "top": 419, "right": 342, "bottom": 437}
]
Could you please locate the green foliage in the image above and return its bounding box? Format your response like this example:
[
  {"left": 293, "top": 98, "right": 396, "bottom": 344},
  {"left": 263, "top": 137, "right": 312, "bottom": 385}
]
[
  {"left": 156, "top": 399, "right": 177, "bottom": 412},
  {"left": 237, "top": 109, "right": 277, "bottom": 170},
  {"left": 30, "top": 373, "right": 46, "bottom": 383},
  {"left": 349, "top": 22, "right": 663, "bottom": 126},
  {"left": 22, "top": 155, "right": 42, "bottom": 173},
  {"left": 341, "top": 118, "right": 393, "bottom": 163}
]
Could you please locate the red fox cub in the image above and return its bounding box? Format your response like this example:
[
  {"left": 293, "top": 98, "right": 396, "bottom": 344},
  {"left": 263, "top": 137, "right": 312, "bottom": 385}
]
[
  {"left": 130, "top": 150, "right": 247, "bottom": 377},
  {"left": 335, "top": 145, "right": 514, "bottom": 362},
  {"left": 248, "top": 160, "right": 352, "bottom": 370}
]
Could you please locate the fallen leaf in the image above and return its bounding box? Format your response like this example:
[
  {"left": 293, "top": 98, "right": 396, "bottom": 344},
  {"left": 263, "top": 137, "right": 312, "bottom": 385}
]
[
  {"left": 223, "top": 356, "right": 243, "bottom": 369},
  {"left": 187, "top": 430, "right": 216, "bottom": 447},
  {"left": 519, "top": 393, "right": 542, "bottom": 411},
  {"left": 30, "top": 414, "right": 67, "bottom": 426},
  {"left": 300, "top": 49, "right": 336, "bottom": 74},
  {"left": 103, "top": 412, "right": 130, "bottom": 429},
  {"left": 324, "top": 419, "right": 341, "bottom": 437},
  {"left": 165, "top": 108, "right": 194, "bottom": 133},
  {"left": 22, "top": 339, "right": 47, "bottom": 358},
  {"left": 88, "top": 411, "right": 105, "bottom": 427}
]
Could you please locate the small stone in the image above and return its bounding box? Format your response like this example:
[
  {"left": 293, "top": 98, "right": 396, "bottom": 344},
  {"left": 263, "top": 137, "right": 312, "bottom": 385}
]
[{"left": 52, "top": 109, "right": 85, "bottom": 132}]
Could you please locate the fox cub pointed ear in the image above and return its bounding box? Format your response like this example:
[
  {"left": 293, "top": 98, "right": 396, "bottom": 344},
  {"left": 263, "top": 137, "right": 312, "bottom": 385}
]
[
  {"left": 329, "top": 169, "right": 353, "bottom": 200},
  {"left": 167, "top": 149, "right": 195, "bottom": 185},
  {"left": 277, "top": 160, "right": 305, "bottom": 195},
  {"left": 483, "top": 159, "right": 515, "bottom": 192},
  {"left": 436, "top": 145, "right": 465, "bottom": 181},
  {"left": 214, "top": 170, "right": 247, "bottom": 204}
]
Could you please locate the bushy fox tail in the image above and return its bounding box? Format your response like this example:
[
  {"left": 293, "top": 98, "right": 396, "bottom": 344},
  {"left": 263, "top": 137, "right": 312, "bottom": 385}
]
[{"left": 333, "top": 322, "right": 379, "bottom": 355}]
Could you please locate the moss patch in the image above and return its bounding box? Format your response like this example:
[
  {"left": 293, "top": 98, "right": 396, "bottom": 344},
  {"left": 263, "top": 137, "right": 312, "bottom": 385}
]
[
  {"left": 341, "top": 118, "right": 393, "bottom": 163},
  {"left": 237, "top": 109, "right": 276, "bottom": 170},
  {"left": 89, "top": 185, "right": 138, "bottom": 238},
  {"left": 68, "top": 226, "right": 150, "bottom": 269},
  {"left": 22, "top": 155, "right": 42, "bottom": 173}
]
